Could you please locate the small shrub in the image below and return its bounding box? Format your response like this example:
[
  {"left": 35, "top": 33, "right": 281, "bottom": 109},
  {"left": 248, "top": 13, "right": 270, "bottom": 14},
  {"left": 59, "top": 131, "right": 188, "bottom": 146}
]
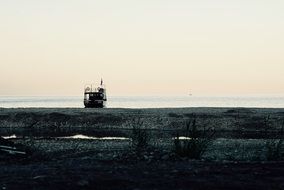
[
  {"left": 265, "top": 139, "right": 283, "bottom": 160},
  {"left": 265, "top": 119, "right": 284, "bottom": 160},
  {"left": 24, "top": 121, "right": 39, "bottom": 145},
  {"left": 174, "top": 116, "right": 215, "bottom": 159},
  {"left": 129, "top": 118, "right": 150, "bottom": 154}
]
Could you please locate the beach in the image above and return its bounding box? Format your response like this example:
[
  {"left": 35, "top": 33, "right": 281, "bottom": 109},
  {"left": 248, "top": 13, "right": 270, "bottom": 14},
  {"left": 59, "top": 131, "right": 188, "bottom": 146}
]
[
  {"left": 1, "top": 107, "right": 284, "bottom": 189},
  {"left": 1, "top": 107, "right": 284, "bottom": 138}
]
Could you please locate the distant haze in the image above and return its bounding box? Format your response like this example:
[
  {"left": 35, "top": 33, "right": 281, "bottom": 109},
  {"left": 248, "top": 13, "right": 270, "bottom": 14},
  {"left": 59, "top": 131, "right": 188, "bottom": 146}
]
[{"left": 0, "top": 0, "right": 283, "bottom": 96}]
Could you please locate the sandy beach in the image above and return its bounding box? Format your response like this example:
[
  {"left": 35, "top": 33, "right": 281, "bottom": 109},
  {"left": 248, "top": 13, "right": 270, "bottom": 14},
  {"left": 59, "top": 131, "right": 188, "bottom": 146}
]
[{"left": 1, "top": 107, "right": 284, "bottom": 189}]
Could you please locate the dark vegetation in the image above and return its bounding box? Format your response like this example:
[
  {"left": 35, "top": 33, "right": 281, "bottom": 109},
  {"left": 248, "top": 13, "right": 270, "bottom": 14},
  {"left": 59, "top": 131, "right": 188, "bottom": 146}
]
[
  {"left": 129, "top": 118, "right": 150, "bottom": 154},
  {"left": 1, "top": 108, "right": 284, "bottom": 189},
  {"left": 1, "top": 108, "right": 284, "bottom": 161},
  {"left": 264, "top": 118, "right": 284, "bottom": 160},
  {"left": 174, "top": 116, "right": 215, "bottom": 159}
]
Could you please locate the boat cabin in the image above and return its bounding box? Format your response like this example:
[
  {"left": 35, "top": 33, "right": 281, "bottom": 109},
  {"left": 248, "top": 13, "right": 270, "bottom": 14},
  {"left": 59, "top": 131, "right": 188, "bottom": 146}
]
[{"left": 84, "top": 80, "right": 107, "bottom": 108}]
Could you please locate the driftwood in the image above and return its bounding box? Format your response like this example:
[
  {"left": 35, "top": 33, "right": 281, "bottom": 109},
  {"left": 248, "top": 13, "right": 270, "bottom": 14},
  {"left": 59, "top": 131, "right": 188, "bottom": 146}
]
[{"left": 0, "top": 137, "right": 28, "bottom": 160}]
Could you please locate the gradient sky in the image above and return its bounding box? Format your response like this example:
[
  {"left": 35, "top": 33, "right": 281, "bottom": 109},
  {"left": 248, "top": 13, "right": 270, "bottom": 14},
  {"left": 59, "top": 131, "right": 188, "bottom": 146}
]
[{"left": 0, "top": 0, "right": 283, "bottom": 96}]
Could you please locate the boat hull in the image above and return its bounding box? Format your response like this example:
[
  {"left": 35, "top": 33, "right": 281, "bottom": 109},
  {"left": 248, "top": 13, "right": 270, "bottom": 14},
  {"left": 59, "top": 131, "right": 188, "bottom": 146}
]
[{"left": 84, "top": 100, "right": 106, "bottom": 108}]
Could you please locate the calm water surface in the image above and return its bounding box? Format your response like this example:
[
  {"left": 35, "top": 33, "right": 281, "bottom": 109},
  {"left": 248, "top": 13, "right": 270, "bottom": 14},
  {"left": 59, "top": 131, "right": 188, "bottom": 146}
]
[{"left": 0, "top": 96, "right": 284, "bottom": 108}]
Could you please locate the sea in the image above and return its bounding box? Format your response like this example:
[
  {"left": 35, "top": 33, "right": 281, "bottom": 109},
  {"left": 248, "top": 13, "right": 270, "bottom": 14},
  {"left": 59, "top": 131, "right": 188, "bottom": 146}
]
[{"left": 0, "top": 96, "right": 284, "bottom": 108}]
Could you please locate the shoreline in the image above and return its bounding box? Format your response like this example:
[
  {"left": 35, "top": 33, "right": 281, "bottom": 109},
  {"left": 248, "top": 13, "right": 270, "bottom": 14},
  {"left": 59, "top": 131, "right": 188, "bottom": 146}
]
[{"left": 1, "top": 106, "right": 284, "bottom": 111}]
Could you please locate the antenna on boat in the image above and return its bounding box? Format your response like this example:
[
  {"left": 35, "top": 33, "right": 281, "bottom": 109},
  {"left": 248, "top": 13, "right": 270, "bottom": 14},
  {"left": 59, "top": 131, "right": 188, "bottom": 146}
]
[{"left": 100, "top": 78, "right": 103, "bottom": 86}]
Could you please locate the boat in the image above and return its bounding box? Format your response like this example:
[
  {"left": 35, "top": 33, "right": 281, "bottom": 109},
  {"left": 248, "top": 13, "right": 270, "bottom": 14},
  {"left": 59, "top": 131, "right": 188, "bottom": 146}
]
[{"left": 84, "top": 79, "right": 107, "bottom": 108}]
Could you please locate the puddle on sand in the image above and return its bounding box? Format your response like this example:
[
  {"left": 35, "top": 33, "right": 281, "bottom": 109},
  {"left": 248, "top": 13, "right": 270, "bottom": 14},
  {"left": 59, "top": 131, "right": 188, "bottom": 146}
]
[
  {"left": 2, "top": 134, "right": 129, "bottom": 140},
  {"left": 2, "top": 135, "right": 17, "bottom": 139},
  {"left": 173, "top": 137, "right": 193, "bottom": 140},
  {"left": 58, "top": 134, "right": 130, "bottom": 140},
  {"left": 2, "top": 134, "right": 190, "bottom": 141}
]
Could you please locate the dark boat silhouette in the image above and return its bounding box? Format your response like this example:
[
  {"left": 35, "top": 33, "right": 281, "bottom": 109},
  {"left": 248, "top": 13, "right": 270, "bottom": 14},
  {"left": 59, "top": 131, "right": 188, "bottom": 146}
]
[{"left": 84, "top": 79, "right": 107, "bottom": 108}]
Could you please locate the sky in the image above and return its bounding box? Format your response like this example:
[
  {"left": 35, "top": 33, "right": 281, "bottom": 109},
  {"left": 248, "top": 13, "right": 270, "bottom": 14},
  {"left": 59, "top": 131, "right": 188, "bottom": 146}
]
[{"left": 0, "top": 0, "right": 283, "bottom": 96}]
